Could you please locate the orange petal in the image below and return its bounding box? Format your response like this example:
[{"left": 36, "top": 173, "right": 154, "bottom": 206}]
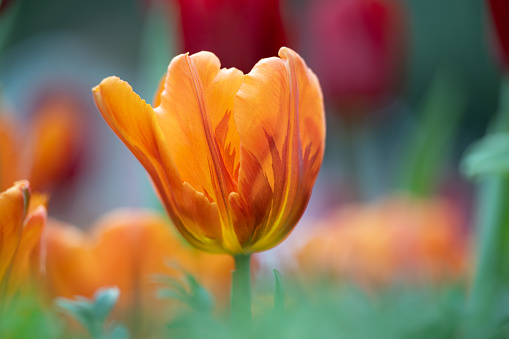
[
  {"left": 279, "top": 47, "right": 326, "bottom": 181},
  {"left": 28, "top": 193, "right": 49, "bottom": 213},
  {"left": 7, "top": 206, "right": 47, "bottom": 298},
  {"left": 92, "top": 77, "right": 186, "bottom": 217},
  {"left": 233, "top": 47, "right": 325, "bottom": 251},
  {"left": 0, "top": 181, "right": 30, "bottom": 286},
  {"left": 152, "top": 75, "right": 166, "bottom": 108},
  {"left": 154, "top": 52, "right": 243, "bottom": 209},
  {"left": 93, "top": 77, "right": 179, "bottom": 186},
  {"left": 44, "top": 219, "right": 99, "bottom": 299},
  {"left": 228, "top": 148, "right": 272, "bottom": 246},
  {"left": 93, "top": 77, "right": 224, "bottom": 251}
]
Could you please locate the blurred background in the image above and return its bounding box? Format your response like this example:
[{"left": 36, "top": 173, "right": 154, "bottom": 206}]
[{"left": 0, "top": 0, "right": 503, "bottom": 271}]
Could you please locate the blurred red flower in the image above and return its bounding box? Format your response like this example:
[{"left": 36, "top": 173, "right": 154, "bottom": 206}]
[
  {"left": 487, "top": 0, "right": 509, "bottom": 70},
  {"left": 172, "top": 0, "right": 288, "bottom": 73},
  {"left": 307, "top": 0, "right": 407, "bottom": 115}
]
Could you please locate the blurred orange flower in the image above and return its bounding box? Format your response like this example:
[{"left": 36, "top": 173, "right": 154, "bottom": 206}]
[
  {"left": 0, "top": 92, "right": 85, "bottom": 193},
  {"left": 296, "top": 196, "right": 469, "bottom": 287},
  {"left": 0, "top": 181, "right": 47, "bottom": 310},
  {"left": 45, "top": 209, "right": 234, "bottom": 332},
  {"left": 93, "top": 47, "right": 325, "bottom": 255}
]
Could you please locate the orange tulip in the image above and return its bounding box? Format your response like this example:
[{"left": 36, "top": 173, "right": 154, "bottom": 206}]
[
  {"left": 93, "top": 47, "right": 326, "bottom": 254},
  {"left": 0, "top": 181, "right": 47, "bottom": 310},
  {"left": 45, "top": 209, "right": 234, "bottom": 331},
  {"left": 296, "top": 196, "right": 469, "bottom": 287}
]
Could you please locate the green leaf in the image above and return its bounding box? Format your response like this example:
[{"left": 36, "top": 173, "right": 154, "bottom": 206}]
[
  {"left": 155, "top": 266, "right": 214, "bottom": 313},
  {"left": 157, "top": 288, "right": 187, "bottom": 303},
  {"left": 153, "top": 274, "right": 189, "bottom": 296},
  {"left": 54, "top": 287, "right": 125, "bottom": 339},
  {"left": 93, "top": 287, "right": 120, "bottom": 322},
  {"left": 184, "top": 273, "right": 214, "bottom": 312},
  {"left": 273, "top": 269, "right": 285, "bottom": 313},
  {"left": 461, "top": 133, "right": 509, "bottom": 178},
  {"left": 54, "top": 297, "right": 96, "bottom": 331}
]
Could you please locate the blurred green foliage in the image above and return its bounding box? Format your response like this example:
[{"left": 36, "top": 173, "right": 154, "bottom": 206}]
[
  {"left": 2, "top": 275, "right": 509, "bottom": 339},
  {"left": 55, "top": 287, "right": 128, "bottom": 339},
  {"left": 399, "top": 68, "right": 467, "bottom": 195},
  {"left": 0, "top": 295, "right": 63, "bottom": 339},
  {"left": 405, "top": 0, "right": 498, "bottom": 146},
  {"left": 163, "top": 279, "right": 469, "bottom": 339}
]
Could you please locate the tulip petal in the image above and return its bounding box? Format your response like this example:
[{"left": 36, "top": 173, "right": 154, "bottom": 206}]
[
  {"left": 228, "top": 148, "right": 272, "bottom": 246},
  {"left": 152, "top": 75, "right": 166, "bottom": 108},
  {"left": 93, "top": 77, "right": 224, "bottom": 251},
  {"left": 8, "top": 206, "right": 47, "bottom": 297},
  {"left": 45, "top": 221, "right": 99, "bottom": 298},
  {"left": 177, "top": 182, "right": 223, "bottom": 247},
  {"left": 93, "top": 77, "right": 181, "bottom": 220},
  {"left": 0, "top": 181, "right": 29, "bottom": 286},
  {"left": 154, "top": 52, "right": 244, "bottom": 207},
  {"left": 234, "top": 47, "right": 325, "bottom": 251},
  {"left": 279, "top": 48, "right": 326, "bottom": 179},
  {"left": 93, "top": 77, "right": 180, "bottom": 186}
]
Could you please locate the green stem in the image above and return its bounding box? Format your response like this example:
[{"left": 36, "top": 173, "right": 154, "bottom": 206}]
[
  {"left": 231, "top": 254, "right": 251, "bottom": 328},
  {"left": 467, "top": 77, "right": 509, "bottom": 337}
]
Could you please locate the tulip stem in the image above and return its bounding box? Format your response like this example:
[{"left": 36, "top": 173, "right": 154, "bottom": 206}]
[
  {"left": 467, "top": 76, "right": 509, "bottom": 336},
  {"left": 231, "top": 254, "right": 251, "bottom": 329}
]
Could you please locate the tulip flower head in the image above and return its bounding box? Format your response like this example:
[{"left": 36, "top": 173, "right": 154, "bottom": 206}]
[
  {"left": 0, "top": 181, "right": 47, "bottom": 310},
  {"left": 93, "top": 47, "right": 325, "bottom": 255}
]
